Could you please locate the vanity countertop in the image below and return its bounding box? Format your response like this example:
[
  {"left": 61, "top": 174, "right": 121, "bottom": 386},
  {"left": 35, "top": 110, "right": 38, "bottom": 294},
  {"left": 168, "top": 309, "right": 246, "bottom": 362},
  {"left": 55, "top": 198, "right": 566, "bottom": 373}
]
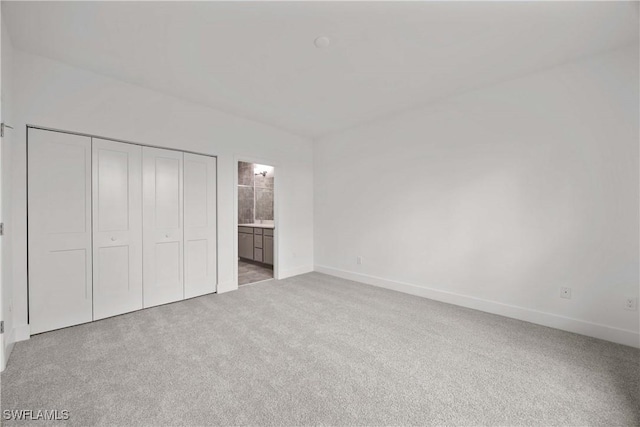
[{"left": 238, "top": 223, "right": 275, "bottom": 229}]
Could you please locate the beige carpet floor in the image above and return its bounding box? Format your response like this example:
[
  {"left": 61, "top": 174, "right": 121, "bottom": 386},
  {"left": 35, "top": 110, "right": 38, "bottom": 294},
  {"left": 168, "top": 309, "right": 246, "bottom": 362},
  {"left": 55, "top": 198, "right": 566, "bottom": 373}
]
[{"left": 1, "top": 272, "right": 638, "bottom": 426}]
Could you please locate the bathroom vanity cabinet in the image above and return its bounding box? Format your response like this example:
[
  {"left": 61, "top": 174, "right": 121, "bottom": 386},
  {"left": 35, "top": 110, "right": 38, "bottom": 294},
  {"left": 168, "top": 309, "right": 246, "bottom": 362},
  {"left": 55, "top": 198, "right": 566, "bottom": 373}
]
[{"left": 238, "top": 226, "right": 274, "bottom": 265}]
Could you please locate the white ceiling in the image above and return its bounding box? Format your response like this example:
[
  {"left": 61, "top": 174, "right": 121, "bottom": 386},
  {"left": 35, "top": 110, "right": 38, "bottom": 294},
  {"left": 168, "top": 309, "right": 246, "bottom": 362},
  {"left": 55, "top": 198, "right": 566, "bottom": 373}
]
[{"left": 3, "top": 1, "right": 638, "bottom": 139}]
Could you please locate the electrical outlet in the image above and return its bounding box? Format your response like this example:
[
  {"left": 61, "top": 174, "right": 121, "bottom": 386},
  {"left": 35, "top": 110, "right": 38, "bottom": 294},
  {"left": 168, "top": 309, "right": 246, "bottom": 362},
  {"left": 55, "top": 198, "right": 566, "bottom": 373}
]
[
  {"left": 560, "top": 287, "right": 571, "bottom": 299},
  {"left": 625, "top": 297, "right": 637, "bottom": 311},
  {"left": 356, "top": 256, "right": 363, "bottom": 265}
]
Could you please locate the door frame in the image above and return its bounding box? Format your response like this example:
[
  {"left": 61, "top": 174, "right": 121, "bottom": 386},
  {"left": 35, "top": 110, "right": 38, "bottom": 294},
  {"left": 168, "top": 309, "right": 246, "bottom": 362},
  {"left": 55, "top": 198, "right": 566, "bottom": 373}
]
[{"left": 233, "top": 156, "right": 279, "bottom": 286}]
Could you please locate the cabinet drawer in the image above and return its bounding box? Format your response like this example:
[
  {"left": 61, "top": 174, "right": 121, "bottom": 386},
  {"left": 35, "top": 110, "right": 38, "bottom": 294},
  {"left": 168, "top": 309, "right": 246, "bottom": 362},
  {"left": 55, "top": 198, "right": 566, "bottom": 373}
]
[
  {"left": 253, "top": 228, "right": 263, "bottom": 235},
  {"left": 238, "top": 227, "right": 253, "bottom": 234},
  {"left": 254, "top": 248, "right": 263, "bottom": 262},
  {"left": 263, "top": 229, "right": 274, "bottom": 236},
  {"left": 254, "top": 235, "right": 263, "bottom": 249}
]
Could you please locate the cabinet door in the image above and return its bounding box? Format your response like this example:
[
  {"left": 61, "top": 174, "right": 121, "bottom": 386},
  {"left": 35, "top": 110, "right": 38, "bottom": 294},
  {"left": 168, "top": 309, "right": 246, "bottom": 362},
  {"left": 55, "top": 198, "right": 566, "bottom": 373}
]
[
  {"left": 143, "top": 147, "right": 184, "bottom": 308},
  {"left": 28, "top": 128, "right": 92, "bottom": 334},
  {"left": 264, "top": 235, "right": 274, "bottom": 265},
  {"left": 183, "top": 153, "right": 217, "bottom": 298},
  {"left": 254, "top": 248, "right": 263, "bottom": 262},
  {"left": 238, "top": 232, "right": 253, "bottom": 259},
  {"left": 92, "top": 138, "right": 143, "bottom": 320}
]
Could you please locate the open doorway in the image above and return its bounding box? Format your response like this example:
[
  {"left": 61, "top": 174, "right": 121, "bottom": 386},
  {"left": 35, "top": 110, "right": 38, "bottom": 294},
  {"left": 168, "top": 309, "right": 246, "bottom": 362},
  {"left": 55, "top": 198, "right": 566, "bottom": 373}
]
[{"left": 237, "top": 161, "right": 275, "bottom": 286}]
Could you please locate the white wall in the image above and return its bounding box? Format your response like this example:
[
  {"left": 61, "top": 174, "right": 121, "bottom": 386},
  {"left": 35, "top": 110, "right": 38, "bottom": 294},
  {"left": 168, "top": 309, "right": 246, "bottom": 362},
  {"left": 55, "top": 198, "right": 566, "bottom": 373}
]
[
  {"left": 314, "top": 46, "right": 639, "bottom": 347},
  {"left": 10, "top": 50, "right": 314, "bottom": 341},
  {"left": 1, "top": 13, "right": 16, "bottom": 368}
]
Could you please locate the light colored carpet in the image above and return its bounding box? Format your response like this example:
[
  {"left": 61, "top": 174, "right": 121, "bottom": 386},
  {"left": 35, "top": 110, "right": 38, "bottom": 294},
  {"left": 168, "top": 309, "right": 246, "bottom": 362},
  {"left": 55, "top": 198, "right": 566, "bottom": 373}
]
[
  {"left": 238, "top": 260, "right": 273, "bottom": 286},
  {"left": 1, "top": 272, "right": 638, "bottom": 426}
]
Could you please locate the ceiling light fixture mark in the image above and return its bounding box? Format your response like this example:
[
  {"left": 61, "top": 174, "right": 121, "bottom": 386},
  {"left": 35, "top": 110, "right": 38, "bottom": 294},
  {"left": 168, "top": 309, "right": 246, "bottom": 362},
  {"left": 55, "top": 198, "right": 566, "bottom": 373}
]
[{"left": 314, "top": 36, "right": 330, "bottom": 48}]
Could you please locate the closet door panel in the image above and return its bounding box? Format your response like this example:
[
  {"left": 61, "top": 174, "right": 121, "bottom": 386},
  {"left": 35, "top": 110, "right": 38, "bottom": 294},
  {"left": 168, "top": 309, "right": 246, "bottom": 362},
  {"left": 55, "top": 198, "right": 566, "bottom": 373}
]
[
  {"left": 28, "top": 128, "right": 92, "bottom": 334},
  {"left": 92, "top": 138, "right": 143, "bottom": 320},
  {"left": 184, "top": 154, "right": 217, "bottom": 298},
  {"left": 143, "top": 147, "right": 184, "bottom": 307}
]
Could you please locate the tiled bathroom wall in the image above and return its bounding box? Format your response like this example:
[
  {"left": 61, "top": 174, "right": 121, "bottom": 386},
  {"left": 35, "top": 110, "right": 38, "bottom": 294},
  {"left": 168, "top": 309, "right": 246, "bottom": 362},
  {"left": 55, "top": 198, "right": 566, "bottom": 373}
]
[
  {"left": 238, "top": 161, "right": 254, "bottom": 186},
  {"left": 238, "top": 162, "right": 255, "bottom": 224},
  {"left": 238, "top": 186, "right": 254, "bottom": 224},
  {"left": 255, "top": 185, "right": 274, "bottom": 221},
  {"left": 238, "top": 161, "right": 274, "bottom": 223}
]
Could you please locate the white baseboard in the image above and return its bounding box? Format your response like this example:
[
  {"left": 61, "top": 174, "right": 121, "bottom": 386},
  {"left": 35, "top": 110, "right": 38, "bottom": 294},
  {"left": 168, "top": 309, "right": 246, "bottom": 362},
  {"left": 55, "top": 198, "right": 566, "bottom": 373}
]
[
  {"left": 216, "top": 280, "right": 238, "bottom": 294},
  {"left": 314, "top": 265, "right": 640, "bottom": 349},
  {"left": 14, "top": 324, "right": 30, "bottom": 342},
  {"left": 279, "top": 265, "right": 314, "bottom": 280},
  {"left": 1, "top": 327, "right": 16, "bottom": 372},
  {"left": 2, "top": 324, "right": 27, "bottom": 371}
]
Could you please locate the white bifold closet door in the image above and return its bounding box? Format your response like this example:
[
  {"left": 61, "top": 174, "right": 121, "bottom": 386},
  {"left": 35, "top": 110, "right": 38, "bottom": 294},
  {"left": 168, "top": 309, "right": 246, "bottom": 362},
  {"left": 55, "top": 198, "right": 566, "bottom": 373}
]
[
  {"left": 183, "top": 153, "right": 217, "bottom": 298},
  {"left": 29, "top": 129, "right": 217, "bottom": 333},
  {"left": 142, "top": 147, "right": 184, "bottom": 308},
  {"left": 28, "top": 129, "right": 93, "bottom": 334},
  {"left": 92, "top": 138, "right": 143, "bottom": 320}
]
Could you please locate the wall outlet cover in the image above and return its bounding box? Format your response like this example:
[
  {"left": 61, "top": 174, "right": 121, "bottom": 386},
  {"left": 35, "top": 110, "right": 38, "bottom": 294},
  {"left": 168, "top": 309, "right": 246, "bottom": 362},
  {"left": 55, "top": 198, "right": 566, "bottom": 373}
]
[{"left": 625, "top": 297, "right": 637, "bottom": 311}]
